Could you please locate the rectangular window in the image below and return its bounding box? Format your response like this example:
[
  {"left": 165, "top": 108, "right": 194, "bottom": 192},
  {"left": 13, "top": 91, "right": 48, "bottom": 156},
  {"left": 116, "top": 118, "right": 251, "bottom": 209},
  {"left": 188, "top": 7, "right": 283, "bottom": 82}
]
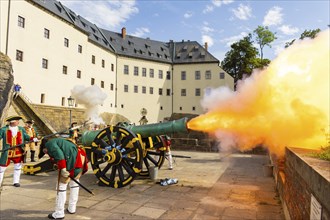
[
  {"left": 195, "top": 71, "right": 201, "bottom": 80},
  {"left": 205, "top": 70, "right": 211, "bottom": 79},
  {"left": 92, "top": 55, "right": 95, "bottom": 64},
  {"left": 142, "top": 86, "right": 146, "bottom": 94},
  {"left": 149, "top": 87, "right": 153, "bottom": 94},
  {"left": 16, "top": 50, "right": 23, "bottom": 61},
  {"left": 166, "top": 89, "right": 171, "bottom": 96},
  {"left": 61, "top": 97, "right": 65, "bottom": 106},
  {"left": 77, "top": 70, "right": 81, "bottom": 78},
  {"left": 220, "top": 72, "right": 225, "bottom": 79},
  {"left": 102, "top": 59, "right": 105, "bottom": 68},
  {"left": 101, "top": 81, "right": 104, "bottom": 88},
  {"left": 18, "top": 16, "right": 25, "bottom": 28},
  {"left": 78, "top": 45, "right": 82, "bottom": 53},
  {"left": 181, "top": 71, "right": 186, "bottom": 80},
  {"left": 62, "top": 65, "right": 67, "bottom": 74},
  {"left": 124, "top": 85, "right": 128, "bottom": 92},
  {"left": 124, "top": 65, "right": 129, "bottom": 74},
  {"left": 195, "top": 88, "right": 201, "bottom": 96},
  {"left": 158, "top": 70, "right": 163, "bottom": 79},
  {"left": 91, "top": 78, "right": 95, "bottom": 85},
  {"left": 41, "top": 93, "right": 45, "bottom": 104},
  {"left": 44, "top": 28, "right": 50, "bottom": 39},
  {"left": 134, "top": 66, "right": 139, "bottom": 76},
  {"left": 149, "top": 69, "right": 154, "bottom": 78},
  {"left": 134, "top": 85, "right": 138, "bottom": 93},
  {"left": 111, "top": 63, "right": 114, "bottom": 71},
  {"left": 159, "top": 88, "right": 163, "bottom": 95},
  {"left": 142, "top": 68, "right": 147, "bottom": 77},
  {"left": 166, "top": 71, "right": 171, "bottom": 80},
  {"left": 110, "top": 83, "right": 114, "bottom": 91},
  {"left": 64, "top": 38, "right": 69, "bottom": 47},
  {"left": 181, "top": 89, "right": 186, "bottom": 96},
  {"left": 192, "top": 106, "right": 196, "bottom": 111},
  {"left": 42, "top": 58, "right": 48, "bottom": 69}
]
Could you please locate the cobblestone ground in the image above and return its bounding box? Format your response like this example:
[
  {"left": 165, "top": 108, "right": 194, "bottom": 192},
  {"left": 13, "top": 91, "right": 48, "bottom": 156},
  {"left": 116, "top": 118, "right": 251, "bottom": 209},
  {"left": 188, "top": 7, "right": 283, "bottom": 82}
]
[{"left": 0, "top": 151, "right": 284, "bottom": 220}]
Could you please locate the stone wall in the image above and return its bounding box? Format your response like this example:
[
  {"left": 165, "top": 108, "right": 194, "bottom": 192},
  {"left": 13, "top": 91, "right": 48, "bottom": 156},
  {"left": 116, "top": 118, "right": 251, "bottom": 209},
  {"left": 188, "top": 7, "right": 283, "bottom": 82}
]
[
  {"left": 273, "top": 148, "right": 330, "bottom": 220},
  {"left": 32, "top": 104, "right": 87, "bottom": 131}
]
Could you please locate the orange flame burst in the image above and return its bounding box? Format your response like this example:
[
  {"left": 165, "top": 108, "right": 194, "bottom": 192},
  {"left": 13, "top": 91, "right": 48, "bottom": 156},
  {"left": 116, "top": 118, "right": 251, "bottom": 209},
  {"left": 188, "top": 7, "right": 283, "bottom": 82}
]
[{"left": 188, "top": 30, "right": 330, "bottom": 157}]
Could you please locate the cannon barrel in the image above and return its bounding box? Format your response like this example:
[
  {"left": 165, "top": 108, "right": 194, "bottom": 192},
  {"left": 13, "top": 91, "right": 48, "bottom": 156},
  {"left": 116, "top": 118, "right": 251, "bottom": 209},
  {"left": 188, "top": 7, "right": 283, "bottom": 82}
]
[
  {"left": 127, "top": 117, "right": 189, "bottom": 138},
  {"left": 80, "top": 117, "right": 190, "bottom": 146}
]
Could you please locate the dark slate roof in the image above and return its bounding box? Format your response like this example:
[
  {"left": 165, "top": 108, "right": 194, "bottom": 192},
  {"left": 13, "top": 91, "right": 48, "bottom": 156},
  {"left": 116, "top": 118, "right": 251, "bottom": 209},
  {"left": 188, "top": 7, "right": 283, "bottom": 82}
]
[
  {"left": 31, "top": 0, "right": 115, "bottom": 52},
  {"left": 169, "top": 41, "right": 219, "bottom": 64},
  {"left": 30, "top": 0, "right": 219, "bottom": 64},
  {"left": 101, "top": 29, "right": 172, "bottom": 63}
]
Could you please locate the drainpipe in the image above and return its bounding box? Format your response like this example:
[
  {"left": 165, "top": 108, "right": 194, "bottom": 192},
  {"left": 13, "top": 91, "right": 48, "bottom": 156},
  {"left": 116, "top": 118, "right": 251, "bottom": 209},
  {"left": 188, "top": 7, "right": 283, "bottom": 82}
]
[{"left": 5, "top": 0, "right": 11, "bottom": 55}]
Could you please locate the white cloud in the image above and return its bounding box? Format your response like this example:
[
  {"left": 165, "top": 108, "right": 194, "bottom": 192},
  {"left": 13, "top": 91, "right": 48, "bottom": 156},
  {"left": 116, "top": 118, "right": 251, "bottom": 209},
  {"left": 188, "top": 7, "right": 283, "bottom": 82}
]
[
  {"left": 202, "top": 35, "right": 214, "bottom": 47},
  {"left": 131, "top": 27, "right": 150, "bottom": 38},
  {"left": 203, "top": 0, "right": 234, "bottom": 13},
  {"left": 184, "top": 11, "right": 193, "bottom": 18},
  {"left": 232, "top": 4, "right": 252, "bottom": 20},
  {"left": 278, "top": 25, "right": 299, "bottom": 35},
  {"left": 202, "top": 25, "right": 215, "bottom": 34},
  {"left": 203, "top": 5, "right": 214, "bottom": 13},
  {"left": 263, "top": 6, "right": 283, "bottom": 26},
  {"left": 61, "top": 0, "right": 138, "bottom": 29},
  {"left": 220, "top": 32, "right": 249, "bottom": 47}
]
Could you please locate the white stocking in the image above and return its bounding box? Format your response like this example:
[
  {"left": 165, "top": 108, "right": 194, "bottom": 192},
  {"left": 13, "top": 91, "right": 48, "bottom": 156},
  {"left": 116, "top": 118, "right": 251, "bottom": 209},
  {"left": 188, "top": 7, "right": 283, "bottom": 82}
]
[
  {"left": 0, "top": 166, "right": 7, "bottom": 186},
  {"left": 68, "top": 179, "right": 80, "bottom": 213},
  {"left": 13, "top": 163, "right": 22, "bottom": 184},
  {"left": 51, "top": 182, "right": 67, "bottom": 218}
]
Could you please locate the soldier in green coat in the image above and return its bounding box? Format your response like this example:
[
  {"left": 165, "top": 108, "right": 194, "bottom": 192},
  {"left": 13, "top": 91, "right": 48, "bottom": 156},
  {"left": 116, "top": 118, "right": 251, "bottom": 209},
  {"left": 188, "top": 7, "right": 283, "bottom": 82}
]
[
  {"left": 39, "top": 137, "right": 88, "bottom": 219},
  {"left": 0, "top": 116, "right": 38, "bottom": 187}
]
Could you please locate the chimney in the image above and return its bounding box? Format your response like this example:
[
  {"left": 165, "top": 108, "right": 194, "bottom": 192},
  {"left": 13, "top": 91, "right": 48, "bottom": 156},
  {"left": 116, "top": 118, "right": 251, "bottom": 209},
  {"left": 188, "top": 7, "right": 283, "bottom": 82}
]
[
  {"left": 121, "top": 27, "right": 126, "bottom": 39},
  {"left": 204, "top": 42, "right": 208, "bottom": 51}
]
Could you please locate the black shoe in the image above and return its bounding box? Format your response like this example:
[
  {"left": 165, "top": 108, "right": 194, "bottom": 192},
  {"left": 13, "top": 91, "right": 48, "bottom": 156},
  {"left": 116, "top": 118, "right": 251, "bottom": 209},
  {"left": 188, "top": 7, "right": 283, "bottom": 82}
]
[
  {"left": 31, "top": 160, "right": 36, "bottom": 162},
  {"left": 48, "top": 213, "right": 64, "bottom": 219},
  {"left": 66, "top": 208, "right": 75, "bottom": 214},
  {"left": 13, "top": 183, "right": 20, "bottom": 187}
]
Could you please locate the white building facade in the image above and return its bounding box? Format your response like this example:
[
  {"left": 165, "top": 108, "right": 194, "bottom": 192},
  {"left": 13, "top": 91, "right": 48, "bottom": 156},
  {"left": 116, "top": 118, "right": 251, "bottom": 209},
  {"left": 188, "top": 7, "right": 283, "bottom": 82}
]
[{"left": 1, "top": 0, "right": 234, "bottom": 124}]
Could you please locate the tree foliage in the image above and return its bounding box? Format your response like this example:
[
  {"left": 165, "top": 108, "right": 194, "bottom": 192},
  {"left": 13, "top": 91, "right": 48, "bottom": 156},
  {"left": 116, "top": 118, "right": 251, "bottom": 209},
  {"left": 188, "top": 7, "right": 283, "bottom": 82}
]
[
  {"left": 285, "top": 28, "right": 321, "bottom": 48},
  {"left": 253, "top": 26, "right": 277, "bottom": 60},
  {"left": 221, "top": 34, "right": 259, "bottom": 84}
]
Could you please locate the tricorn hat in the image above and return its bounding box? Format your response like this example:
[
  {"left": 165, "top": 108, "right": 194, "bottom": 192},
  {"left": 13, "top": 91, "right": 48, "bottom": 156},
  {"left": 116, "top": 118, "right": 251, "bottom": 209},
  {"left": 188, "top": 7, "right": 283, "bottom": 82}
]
[
  {"left": 25, "top": 120, "right": 33, "bottom": 124},
  {"left": 6, "top": 115, "right": 23, "bottom": 122}
]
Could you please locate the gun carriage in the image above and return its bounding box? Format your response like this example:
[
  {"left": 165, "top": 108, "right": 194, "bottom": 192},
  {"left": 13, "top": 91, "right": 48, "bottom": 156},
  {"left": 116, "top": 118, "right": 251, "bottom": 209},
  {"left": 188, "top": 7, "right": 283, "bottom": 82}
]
[{"left": 24, "top": 117, "right": 190, "bottom": 188}]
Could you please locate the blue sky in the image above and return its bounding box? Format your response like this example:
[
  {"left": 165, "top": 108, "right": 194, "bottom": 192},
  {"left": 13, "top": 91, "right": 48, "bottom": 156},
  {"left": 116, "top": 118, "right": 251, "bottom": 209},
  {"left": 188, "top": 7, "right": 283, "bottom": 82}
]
[{"left": 62, "top": 0, "right": 329, "bottom": 62}]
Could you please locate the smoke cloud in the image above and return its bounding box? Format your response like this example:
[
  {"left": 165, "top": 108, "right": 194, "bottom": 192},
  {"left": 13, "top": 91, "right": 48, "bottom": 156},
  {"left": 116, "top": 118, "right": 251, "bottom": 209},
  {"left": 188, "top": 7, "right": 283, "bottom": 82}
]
[
  {"left": 188, "top": 30, "right": 329, "bottom": 156},
  {"left": 71, "top": 85, "right": 107, "bottom": 124}
]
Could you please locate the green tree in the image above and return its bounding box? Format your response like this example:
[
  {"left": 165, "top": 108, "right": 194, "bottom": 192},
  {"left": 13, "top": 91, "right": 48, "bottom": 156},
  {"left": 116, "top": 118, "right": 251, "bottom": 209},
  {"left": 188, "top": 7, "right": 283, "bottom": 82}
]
[
  {"left": 221, "top": 34, "right": 259, "bottom": 87},
  {"left": 285, "top": 28, "right": 321, "bottom": 48},
  {"left": 253, "top": 26, "right": 277, "bottom": 60}
]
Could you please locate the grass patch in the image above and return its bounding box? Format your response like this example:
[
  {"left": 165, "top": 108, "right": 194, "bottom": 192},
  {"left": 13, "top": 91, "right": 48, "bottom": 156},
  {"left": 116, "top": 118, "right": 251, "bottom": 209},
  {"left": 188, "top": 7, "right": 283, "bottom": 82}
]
[{"left": 309, "top": 146, "right": 330, "bottom": 161}]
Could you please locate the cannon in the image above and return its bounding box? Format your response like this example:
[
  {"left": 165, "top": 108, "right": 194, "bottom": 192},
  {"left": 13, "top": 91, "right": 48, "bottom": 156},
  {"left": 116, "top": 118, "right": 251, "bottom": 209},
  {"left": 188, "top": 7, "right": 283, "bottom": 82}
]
[
  {"left": 24, "top": 117, "right": 190, "bottom": 188},
  {"left": 80, "top": 117, "right": 189, "bottom": 188}
]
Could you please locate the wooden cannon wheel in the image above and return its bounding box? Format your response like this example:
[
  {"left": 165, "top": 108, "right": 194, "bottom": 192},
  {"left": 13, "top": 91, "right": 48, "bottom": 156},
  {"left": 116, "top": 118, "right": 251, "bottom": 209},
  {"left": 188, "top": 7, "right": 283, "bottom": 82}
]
[
  {"left": 89, "top": 126, "right": 143, "bottom": 188},
  {"left": 139, "top": 135, "right": 166, "bottom": 176}
]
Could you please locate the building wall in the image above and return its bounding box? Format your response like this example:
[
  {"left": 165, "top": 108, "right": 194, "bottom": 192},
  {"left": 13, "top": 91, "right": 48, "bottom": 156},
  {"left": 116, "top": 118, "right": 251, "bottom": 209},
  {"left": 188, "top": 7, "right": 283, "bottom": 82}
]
[
  {"left": 0, "top": 0, "right": 116, "bottom": 113},
  {"left": 116, "top": 56, "right": 172, "bottom": 123},
  {"left": 172, "top": 63, "right": 233, "bottom": 114},
  {"left": 0, "top": 0, "right": 234, "bottom": 124},
  {"left": 273, "top": 148, "right": 330, "bottom": 220}
]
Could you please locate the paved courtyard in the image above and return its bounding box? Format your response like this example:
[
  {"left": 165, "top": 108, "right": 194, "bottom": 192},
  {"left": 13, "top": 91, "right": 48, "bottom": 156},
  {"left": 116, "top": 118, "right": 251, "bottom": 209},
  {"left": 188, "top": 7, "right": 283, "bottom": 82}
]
[{"left": 0, "top": 150, "right": 284, "bottom": 219}]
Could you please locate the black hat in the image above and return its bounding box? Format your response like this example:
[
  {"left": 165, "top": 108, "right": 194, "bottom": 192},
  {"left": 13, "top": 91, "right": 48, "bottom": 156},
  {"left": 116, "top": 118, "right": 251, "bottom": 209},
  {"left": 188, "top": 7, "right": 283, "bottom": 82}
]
[
  {"left": 25, "top": 120, "right": 33, "bottom": 124},
  {"left": 6, "top": 115, "right": 23, "bottom": 122}
]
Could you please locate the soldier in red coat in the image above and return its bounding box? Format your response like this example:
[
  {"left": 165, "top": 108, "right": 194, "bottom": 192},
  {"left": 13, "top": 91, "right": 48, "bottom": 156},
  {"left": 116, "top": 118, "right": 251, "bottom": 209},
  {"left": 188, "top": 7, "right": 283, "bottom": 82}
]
[{"left": 0, "top": 116, "right": 38, "bottom": 187}]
